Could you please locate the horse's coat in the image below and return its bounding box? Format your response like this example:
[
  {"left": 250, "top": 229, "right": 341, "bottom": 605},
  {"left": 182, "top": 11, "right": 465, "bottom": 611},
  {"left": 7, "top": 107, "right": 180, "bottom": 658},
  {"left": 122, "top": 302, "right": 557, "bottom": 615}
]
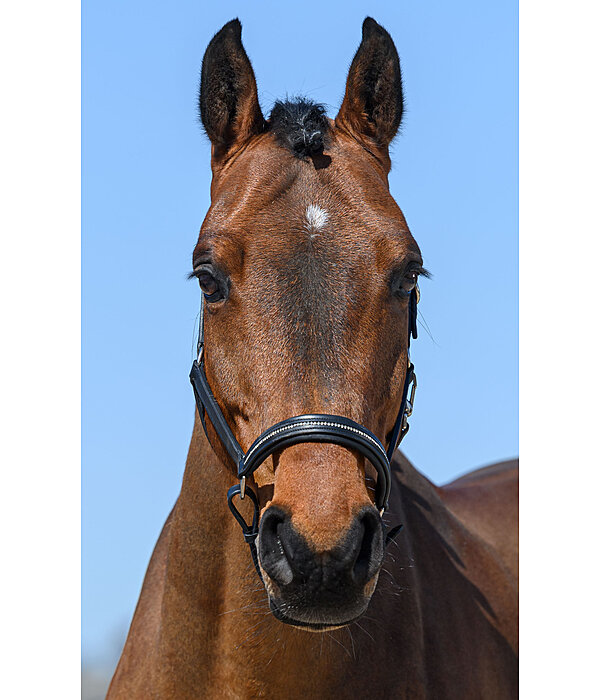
[{"left": 108, "top": 17, "right": 518, "bottom": 699}]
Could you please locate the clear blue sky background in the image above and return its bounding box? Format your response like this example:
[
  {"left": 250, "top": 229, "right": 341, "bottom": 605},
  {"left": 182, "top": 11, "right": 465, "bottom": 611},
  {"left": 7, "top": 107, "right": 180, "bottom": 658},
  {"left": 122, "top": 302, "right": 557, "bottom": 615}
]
[{"left": 82, "top": 0, "right": 517, "bottom": 668}]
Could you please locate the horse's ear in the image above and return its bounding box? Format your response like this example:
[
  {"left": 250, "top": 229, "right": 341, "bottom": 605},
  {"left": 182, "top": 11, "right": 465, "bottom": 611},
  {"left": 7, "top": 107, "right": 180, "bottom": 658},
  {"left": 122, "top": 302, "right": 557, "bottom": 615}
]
[
  {"left": 335, "top": 18, "right": 403, "bottom": 161},
  {"left": 199, "top": 19, "right": 265, "bottom": 161}
]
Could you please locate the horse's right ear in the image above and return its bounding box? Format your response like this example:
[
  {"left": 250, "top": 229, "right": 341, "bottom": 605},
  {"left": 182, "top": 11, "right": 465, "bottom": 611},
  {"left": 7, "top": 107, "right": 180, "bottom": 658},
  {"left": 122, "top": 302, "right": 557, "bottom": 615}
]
[{"left": 199, "top": 19, "right": 265, "bottom": 162}]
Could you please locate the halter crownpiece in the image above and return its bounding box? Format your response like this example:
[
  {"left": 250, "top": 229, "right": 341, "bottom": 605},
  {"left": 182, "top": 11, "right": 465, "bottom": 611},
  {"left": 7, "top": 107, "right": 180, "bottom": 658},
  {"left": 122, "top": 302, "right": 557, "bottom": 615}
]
[{"left": 189, "top": 286, "right": 419, "bottom": 575}]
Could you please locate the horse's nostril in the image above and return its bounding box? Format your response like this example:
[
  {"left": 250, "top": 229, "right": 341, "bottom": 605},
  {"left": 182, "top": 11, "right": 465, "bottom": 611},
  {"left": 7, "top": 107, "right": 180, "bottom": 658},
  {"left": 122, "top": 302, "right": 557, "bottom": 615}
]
[
  {"left": 259, "top": 508, "right": 294, "bottom": 586},
  {"left": 259, "top": 506, "right": 383, "bottom": 592},
  {"left": 351, "top": 509, "right": 384, "bottom": 586}
]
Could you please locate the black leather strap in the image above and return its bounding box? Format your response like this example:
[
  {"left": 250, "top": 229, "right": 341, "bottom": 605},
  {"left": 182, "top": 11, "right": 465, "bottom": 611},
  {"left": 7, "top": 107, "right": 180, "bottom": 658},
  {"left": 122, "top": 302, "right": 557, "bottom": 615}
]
[
  {"left": 240, "top": 414, "right": 391, "bottom": 512},
  {"left": 386, "top": 362, "right": 415, "bottom": 463},
  {"left": 410, "top": 285, "right": 419, "bottom": 340},
  {"left": 190, "top": 359, "right": 245, "bottom": 470}
]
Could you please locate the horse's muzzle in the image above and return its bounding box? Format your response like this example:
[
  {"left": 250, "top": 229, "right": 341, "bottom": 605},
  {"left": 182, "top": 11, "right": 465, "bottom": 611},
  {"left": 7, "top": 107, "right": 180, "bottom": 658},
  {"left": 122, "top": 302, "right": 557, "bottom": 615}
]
[{"left": 258, "top": 505, "right": 384, "bottom": 628}]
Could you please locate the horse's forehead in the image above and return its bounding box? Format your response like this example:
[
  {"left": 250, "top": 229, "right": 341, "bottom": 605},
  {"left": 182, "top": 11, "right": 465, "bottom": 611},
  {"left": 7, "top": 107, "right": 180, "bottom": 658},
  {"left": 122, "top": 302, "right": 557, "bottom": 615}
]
[
  {"left": 205, "top": 138, "right": 407, "bottom": 244},
  {"left": 206, "top": 188, "right": 405, "bottom": 266}
]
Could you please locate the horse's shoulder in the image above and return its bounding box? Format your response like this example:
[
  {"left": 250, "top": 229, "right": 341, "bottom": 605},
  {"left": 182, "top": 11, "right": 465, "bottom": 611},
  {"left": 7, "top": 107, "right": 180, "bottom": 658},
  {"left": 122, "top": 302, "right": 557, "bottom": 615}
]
[
  {"left": 390, "top": 454, "right": 518, "bottom": 579},
  {"left": 437, "top": 459, "right": 518, "bottom": 579},
  {"left": 390, "top": 453, "right": 518, "bottom": 654},
  {"left": 107, "top": 502, "right": 176, "bottom": 698},
  {"left": 443, "top": 458, "right": 519, "bottom": 489}
]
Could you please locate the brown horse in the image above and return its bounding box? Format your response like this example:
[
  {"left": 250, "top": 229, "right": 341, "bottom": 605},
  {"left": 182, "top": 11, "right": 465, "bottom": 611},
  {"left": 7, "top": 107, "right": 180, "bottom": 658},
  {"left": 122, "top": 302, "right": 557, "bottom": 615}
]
[{"left": 108, "top": 18, "right": 518, "bottom": 699}]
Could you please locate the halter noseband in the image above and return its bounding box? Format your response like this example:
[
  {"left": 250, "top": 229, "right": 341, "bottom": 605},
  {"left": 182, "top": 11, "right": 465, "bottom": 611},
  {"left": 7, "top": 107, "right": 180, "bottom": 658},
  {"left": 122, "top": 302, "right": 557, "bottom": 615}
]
[{"left": 189, "top": 286, "right": 419, "bottom": 578}]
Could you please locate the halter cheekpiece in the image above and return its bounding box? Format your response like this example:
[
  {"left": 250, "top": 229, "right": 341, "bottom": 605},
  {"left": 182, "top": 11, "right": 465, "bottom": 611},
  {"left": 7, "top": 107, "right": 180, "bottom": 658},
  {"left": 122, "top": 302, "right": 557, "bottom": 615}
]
[{"left": 189, "top": 287, "right": 419, "bottom": 578}]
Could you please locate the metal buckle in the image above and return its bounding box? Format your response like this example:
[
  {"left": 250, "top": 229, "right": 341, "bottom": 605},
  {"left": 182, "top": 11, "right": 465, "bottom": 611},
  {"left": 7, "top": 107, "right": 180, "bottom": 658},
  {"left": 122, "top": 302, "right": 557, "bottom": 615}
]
[
  {"left": 401, "top": 371, "right": 417, "bottom": 437},
  {"left": 239, "top": 475, "right": 246, "bottom": 500},
  {"left": 405, "top": 371, "right": 417, "bottom": 418}
]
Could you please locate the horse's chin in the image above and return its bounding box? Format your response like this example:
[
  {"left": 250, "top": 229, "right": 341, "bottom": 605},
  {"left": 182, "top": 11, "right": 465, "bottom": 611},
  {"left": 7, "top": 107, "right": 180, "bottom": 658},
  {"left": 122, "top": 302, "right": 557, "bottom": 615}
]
[{"left": 268, "top": 596, "right": 368, "bottom": 632}]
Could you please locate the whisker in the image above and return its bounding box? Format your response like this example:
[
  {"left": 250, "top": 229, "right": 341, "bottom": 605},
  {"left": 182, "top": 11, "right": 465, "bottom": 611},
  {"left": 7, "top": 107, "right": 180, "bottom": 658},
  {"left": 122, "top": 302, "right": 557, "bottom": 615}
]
[
  {"left": 417, "top": 310, "right": 438, "bottom": 346},
  {"left": 190, "top": 309, "right": 201, "bottom": 362},
  {"left": 353, "top": 620, "right": 375, "bottom": 644},
  {"left": 346, "top": 626, "right": 356, "bottom": 660},
  {"left": 327, "top": 630, "right": 353, "bottom": 659}
]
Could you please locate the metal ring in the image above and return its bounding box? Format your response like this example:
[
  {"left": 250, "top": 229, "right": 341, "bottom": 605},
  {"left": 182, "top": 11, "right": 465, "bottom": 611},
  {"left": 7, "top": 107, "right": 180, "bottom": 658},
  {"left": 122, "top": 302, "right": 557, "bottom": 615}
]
[{"left": 227, "top": 483, "right": 260, "bottom": 542}]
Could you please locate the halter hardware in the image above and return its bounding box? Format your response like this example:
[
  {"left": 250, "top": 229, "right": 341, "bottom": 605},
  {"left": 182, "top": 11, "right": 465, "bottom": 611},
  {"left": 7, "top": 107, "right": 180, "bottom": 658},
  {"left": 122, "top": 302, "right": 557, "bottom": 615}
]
[
  {"left": 227, "top": 482, "right": 259, "bottom": 543},
  {"left": 189, "top": 286, "right": 420, "bottom": 578},
  {"left": 400, "top": 367, "right": 417, "bottom": 440}
]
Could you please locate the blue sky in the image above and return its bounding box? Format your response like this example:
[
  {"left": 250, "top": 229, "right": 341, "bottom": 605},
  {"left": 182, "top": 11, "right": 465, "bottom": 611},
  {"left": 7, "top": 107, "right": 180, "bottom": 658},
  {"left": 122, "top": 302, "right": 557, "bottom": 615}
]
[{"left": 82, "top": 0, "right": 517, "bottom": 667}]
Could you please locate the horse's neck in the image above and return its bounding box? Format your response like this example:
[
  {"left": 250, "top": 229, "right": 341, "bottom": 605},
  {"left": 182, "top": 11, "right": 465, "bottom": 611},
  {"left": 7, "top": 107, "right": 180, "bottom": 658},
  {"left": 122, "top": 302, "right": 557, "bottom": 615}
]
[{"left": 153, "top": 420, "right": 428, "bottom": 698}]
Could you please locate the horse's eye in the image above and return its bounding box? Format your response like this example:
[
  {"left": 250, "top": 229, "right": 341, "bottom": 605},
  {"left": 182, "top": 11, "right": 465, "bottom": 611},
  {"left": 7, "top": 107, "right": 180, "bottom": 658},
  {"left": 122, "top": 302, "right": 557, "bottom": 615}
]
[
  {"left": 194, "top": 266, "right": 226, "bottom": 302},
  {"left": 197, "top": 272, "right": 218, "bottom": 295},
  {"left": 404, "top": 270, "right": 418, "bottom": 291},
  {"left": 394, "top": 269, "right": 418, "bottom": 298}
]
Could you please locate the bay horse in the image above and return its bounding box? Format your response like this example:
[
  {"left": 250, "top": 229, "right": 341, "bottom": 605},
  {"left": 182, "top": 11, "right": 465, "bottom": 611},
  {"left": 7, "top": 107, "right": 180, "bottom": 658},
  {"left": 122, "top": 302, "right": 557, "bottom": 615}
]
[{"left": 108, "top": 17, "right": 518, "bottom": 699}]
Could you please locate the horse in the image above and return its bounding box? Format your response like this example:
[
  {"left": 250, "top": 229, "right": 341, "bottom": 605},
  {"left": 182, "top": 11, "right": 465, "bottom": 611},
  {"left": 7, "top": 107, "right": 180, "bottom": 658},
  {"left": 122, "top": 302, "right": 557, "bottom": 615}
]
[{"left": 107, "top": 17, "right": 518, "bottom": 699}]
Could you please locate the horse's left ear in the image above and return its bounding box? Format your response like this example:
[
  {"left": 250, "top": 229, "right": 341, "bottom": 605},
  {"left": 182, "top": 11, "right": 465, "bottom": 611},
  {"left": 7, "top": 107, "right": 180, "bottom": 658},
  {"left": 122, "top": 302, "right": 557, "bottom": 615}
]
[
  {"left": 335, "top": 18, "right": 403, "bottom": 163},
  {"left": 199, "top": 19, "right": 265, "bottom": 162}
]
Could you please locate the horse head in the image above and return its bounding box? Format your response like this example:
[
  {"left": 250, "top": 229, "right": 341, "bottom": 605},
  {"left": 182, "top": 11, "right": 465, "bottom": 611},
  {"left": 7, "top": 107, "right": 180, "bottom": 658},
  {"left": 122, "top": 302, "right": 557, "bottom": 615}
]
[{"left": 192, "top": 17, "right": 425, "bottom": 630}]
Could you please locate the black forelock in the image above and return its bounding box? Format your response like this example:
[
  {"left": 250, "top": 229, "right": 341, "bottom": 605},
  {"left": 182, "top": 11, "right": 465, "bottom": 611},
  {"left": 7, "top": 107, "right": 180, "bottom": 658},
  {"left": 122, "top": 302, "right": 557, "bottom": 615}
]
[{"left": 269, "top": 98, "right": 331, "bottom": 159}]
